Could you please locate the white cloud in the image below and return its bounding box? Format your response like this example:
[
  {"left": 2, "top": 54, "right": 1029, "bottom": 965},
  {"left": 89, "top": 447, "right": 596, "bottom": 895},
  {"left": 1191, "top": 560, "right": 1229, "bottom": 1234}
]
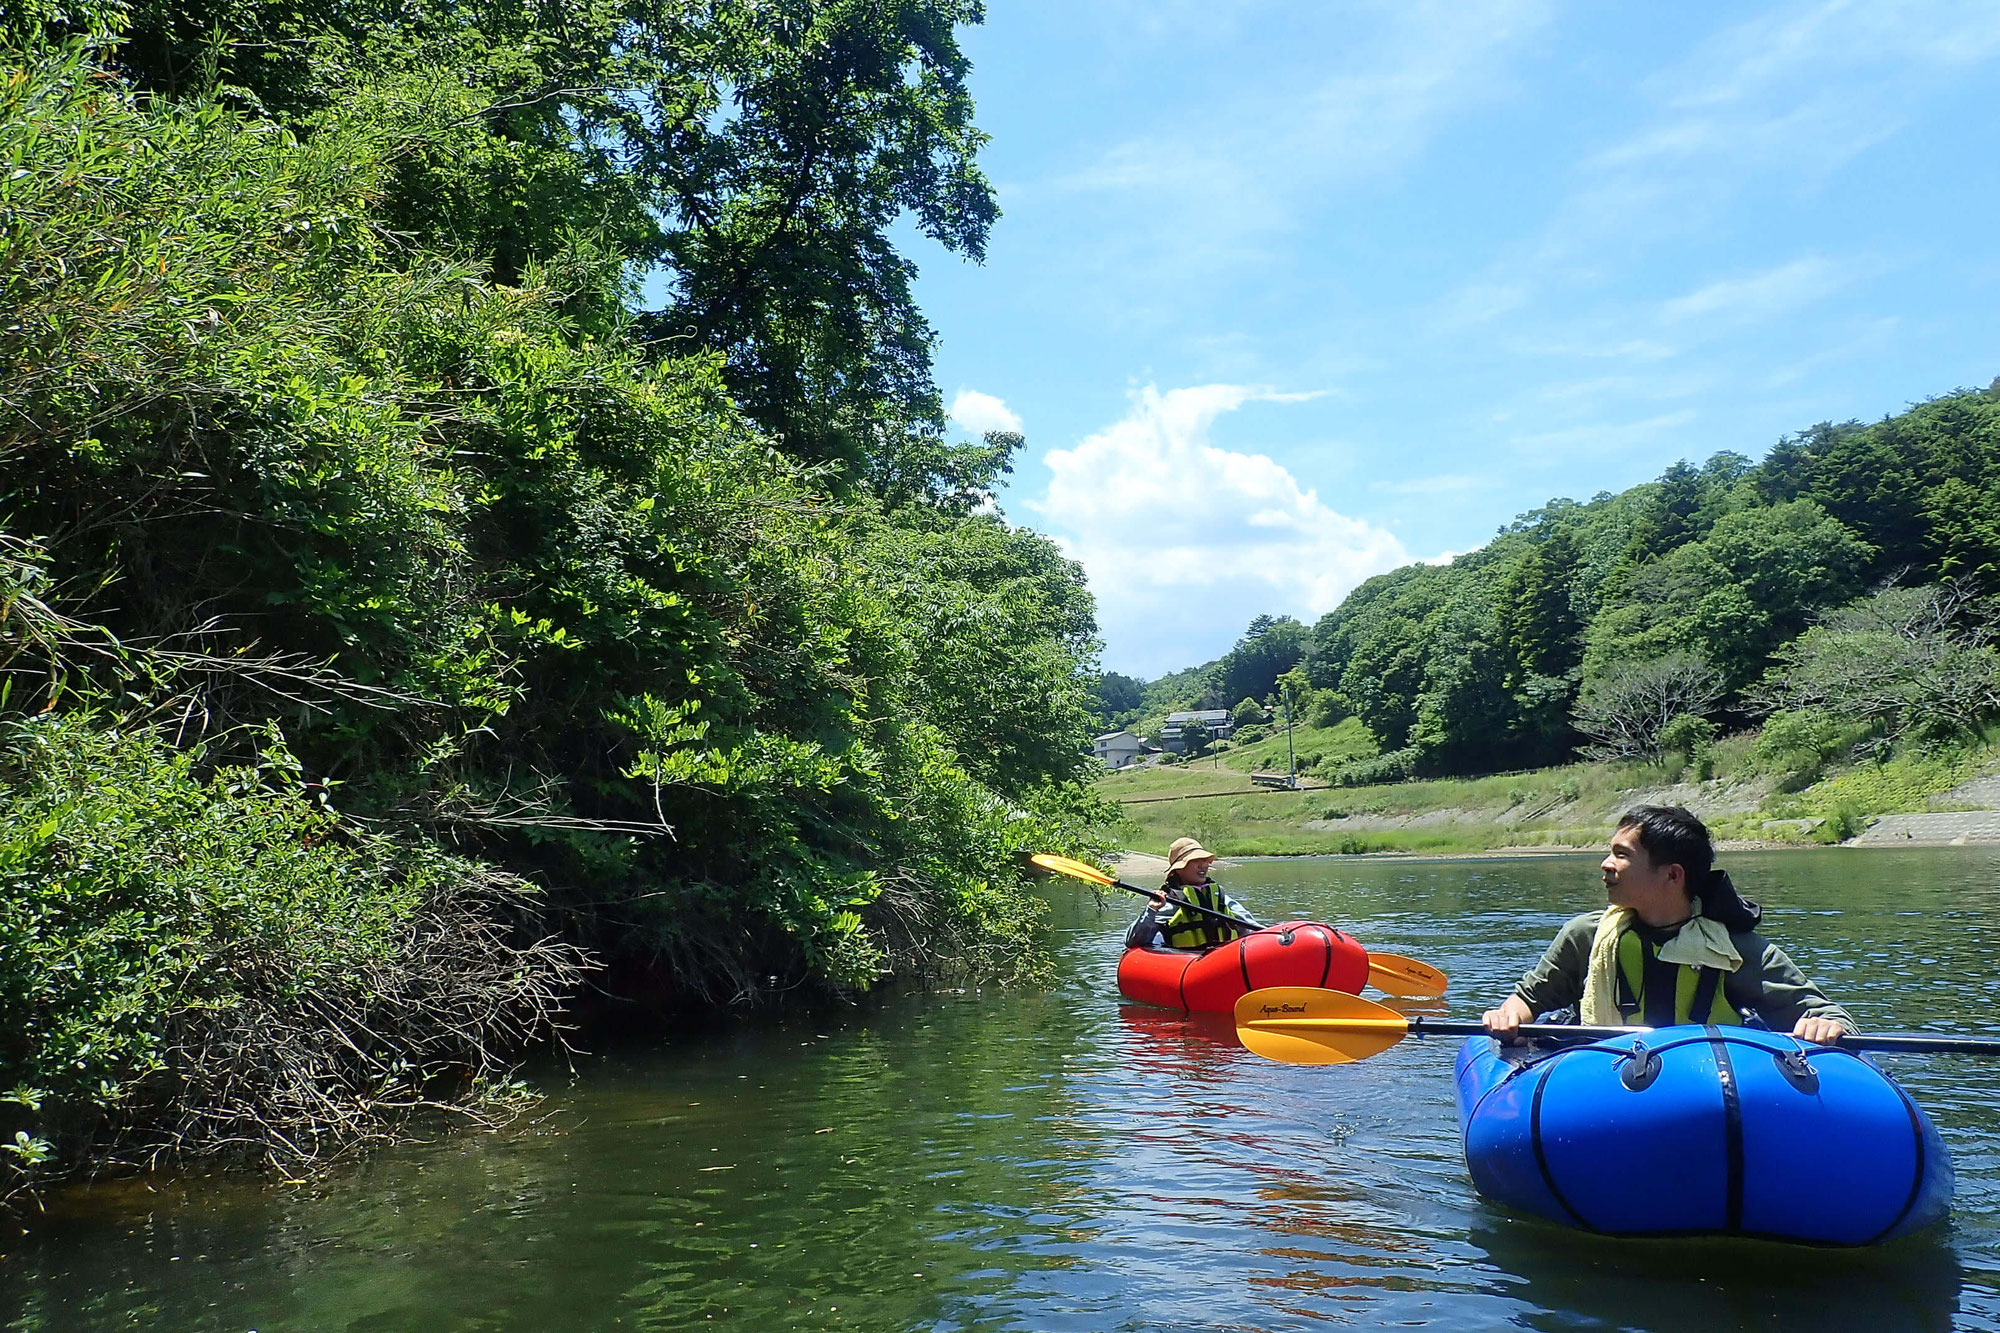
[
  {"left": 1543, "top": 1, "right": 2000, "bottom": 262},
  {"left": 1026, "top": 0, "right": 1553, "bottom": 313},
  {"left": 1658, "top": 255, "right": 1854, "bottom": 325},
  {"left": 949, "top": 389, "right": 1023, "bottom": 435},
  {"left": 1659, "top": 0, "right": 2000, "bottom": 110},
  {"left": 1371, "top": 473, "right": 1485, "bottom": 497},
  {"left": 1026, "top": 386, "right": 1412, "bottom": 677},
  {"left": 1507, "top": 409, "right": 1702, "bottom": 463},
  {"left": 1432, "top": 281, "right": 1532, "bottom": 330}
]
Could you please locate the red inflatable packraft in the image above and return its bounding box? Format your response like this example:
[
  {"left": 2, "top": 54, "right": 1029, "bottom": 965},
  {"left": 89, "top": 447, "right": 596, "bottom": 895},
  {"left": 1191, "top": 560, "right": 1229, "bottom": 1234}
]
[{"left": 1116, "top": 920, "right": 1368, "bottom": 1012}]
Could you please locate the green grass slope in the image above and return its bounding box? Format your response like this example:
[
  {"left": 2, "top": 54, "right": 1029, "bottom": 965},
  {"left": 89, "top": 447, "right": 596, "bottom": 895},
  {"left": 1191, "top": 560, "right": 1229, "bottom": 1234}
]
[{"left": 1102, "top": 733, "right": 2000, "bottom": 859}]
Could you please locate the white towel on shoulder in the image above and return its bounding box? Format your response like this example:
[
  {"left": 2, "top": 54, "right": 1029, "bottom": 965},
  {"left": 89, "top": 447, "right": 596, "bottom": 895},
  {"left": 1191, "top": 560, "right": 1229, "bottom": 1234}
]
[{"left": 1581, "top": 901, "right": 1742, "bottom": 1026}]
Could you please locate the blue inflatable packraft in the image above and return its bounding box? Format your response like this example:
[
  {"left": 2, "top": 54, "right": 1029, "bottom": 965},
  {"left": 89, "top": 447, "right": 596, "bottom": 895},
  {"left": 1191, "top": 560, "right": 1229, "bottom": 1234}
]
[{"left": 1454, "top": 1025, "right": 1953, "bottom": 1245}]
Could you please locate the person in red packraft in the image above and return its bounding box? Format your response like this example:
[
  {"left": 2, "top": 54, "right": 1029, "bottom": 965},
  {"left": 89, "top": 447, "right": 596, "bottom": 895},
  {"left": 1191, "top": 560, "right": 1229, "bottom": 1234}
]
[{"left": 1123, "top": 837, "right": 1259, "bottom": 951}]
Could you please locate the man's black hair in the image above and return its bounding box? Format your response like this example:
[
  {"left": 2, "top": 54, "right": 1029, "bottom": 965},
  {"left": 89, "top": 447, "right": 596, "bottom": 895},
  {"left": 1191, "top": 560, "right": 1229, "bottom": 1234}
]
[
  {"left": 1617, "top": 804, "right": 1761, "bottom": 931},
  {"left": 1618, "top": 804, "right": 1712, "bottom": 880}
]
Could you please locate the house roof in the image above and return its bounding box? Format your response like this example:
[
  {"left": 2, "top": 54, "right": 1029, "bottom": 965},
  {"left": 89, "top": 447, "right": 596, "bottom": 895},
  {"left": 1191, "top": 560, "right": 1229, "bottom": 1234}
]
[{"left": 1163, "top": 710, "right": 1230, "bottom": 724}]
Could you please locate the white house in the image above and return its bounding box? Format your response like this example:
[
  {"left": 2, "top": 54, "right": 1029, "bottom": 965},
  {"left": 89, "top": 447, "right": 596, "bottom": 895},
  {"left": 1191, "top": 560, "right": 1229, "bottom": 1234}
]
[
  {"left": 1092, "top": 729, "right": 1146, "bottom": 769},
  {"left": 1159, "top": 709, "right": 1234, "bottom": 753}
]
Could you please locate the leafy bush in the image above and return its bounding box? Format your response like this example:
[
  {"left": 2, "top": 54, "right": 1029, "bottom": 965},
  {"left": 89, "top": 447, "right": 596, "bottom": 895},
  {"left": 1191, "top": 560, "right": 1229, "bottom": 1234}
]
[
  {"left": 1318, "top": 747, "right": 1419, "bottom": 788},
  {"left": 1306, "top": 689, "right": 1353, "bottom": 728},
  {"left": 0, "top": 713, "right": 587, "bottom": 1205},
  {"left": 1752, "top": 710, "right": 1849, "bottom": 788},
  {"left": 1659, "top": 713, "right": 1720, "bottom": 779}
]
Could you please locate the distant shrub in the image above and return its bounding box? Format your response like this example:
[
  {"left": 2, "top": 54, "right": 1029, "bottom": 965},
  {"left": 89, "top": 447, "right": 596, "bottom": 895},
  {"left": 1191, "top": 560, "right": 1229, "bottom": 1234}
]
[
  {"left": 1318, "top": 747, "right": 1418, "bottom": 788},
  {"left": 1752, "top": 709, "right": 1847, "bottom": 789},
  {"left": 1660, "top": 713, "right": 1720, "bottom": 780},
  {"left": 1307, "top": 690, "right": 1353, "bottom": 729},
  {"left": 1824, "top": 804, "right": 1868, "bottom": 843}
]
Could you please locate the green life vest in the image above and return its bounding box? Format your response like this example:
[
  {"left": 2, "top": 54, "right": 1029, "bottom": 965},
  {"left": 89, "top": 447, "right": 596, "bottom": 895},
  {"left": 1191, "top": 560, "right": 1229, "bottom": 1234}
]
[
  {"left": 1615, "top": 928, "right": 1743, "bottom": 1026},
  {"left": 1160, "top": 883, "right": 1237, "bottom": 951}
]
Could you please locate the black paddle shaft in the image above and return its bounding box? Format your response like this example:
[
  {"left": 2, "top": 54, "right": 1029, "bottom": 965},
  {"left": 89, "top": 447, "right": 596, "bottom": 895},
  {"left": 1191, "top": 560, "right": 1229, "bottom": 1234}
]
[
  {"left": 1103, "top": 876, "right": 1260, "bottom": 932},
  {"left": 1405, "top": 1016, "right": 2000, "bottom": 1056}
]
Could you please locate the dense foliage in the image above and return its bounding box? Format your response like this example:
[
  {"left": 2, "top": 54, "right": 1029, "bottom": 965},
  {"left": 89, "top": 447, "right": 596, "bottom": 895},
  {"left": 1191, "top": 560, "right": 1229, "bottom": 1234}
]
[
  {"left": 1, "top": 3, "right": 1105, "bottom": 1193},
  {"left": 0, "top": 714, "right": 585, "bottom": 1205},
  {"left": 1303, "top": 387, "right": 2000, "bottom": 775}
]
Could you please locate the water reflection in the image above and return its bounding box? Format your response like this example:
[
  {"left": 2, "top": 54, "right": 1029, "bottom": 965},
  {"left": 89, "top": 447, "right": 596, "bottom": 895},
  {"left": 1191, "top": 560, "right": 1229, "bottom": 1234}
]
[
  {"left": 1113, "top": 1003, "right": 1243, "bottom": 1054},
  {"left": 1467, "top": 1215, "right": 1965, "bottom": 1333}
]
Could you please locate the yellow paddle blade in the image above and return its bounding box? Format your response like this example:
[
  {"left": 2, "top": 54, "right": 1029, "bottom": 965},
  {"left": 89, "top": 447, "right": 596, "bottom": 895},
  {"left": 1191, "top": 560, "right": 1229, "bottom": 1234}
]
[
  {"left": 1366, "top": 952, "right": 1449, "bottom": 998},
  {"left": 1029, "top": 852, "right": 1115, "bottom": 886},
  {"left": 1233, "top": 987, "right": 1413, "bottom": 1065}
]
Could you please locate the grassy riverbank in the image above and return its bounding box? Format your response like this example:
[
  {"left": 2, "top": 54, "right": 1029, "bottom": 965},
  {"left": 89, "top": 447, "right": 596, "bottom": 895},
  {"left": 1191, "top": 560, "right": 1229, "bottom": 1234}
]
[{"left": 1104, "top": 732, "right": 2000, "bottom": 858}]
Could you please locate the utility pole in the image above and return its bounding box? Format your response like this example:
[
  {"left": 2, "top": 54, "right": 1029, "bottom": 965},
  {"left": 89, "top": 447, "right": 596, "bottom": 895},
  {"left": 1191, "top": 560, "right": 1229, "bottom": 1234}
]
[{"left": 1284, "top": 686, "right": 1296, "bottom": 786}]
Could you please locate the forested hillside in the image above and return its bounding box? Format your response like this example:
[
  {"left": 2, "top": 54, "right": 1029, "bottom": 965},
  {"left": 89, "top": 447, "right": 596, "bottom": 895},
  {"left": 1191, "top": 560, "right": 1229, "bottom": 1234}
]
[
  {"left": 1120, "top": 385, "right": 2000, "bottom": 786},
  {"left": 0, "top": 3, "right": 1104, "bottom": 1199}
]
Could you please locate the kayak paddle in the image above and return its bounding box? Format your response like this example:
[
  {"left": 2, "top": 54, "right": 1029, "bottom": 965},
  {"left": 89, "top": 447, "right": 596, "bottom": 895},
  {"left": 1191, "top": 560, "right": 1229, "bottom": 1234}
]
[
  {"left": 1233, "top": 986, "right": 2000, "bottom": 1066},
  {"left": 1029, "top": 853, "right": 1448, "bottom": 998}
]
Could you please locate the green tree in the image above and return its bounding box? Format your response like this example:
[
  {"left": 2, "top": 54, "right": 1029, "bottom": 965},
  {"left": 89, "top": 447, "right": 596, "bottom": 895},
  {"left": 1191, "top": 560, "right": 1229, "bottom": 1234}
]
[
  {"left": 1756, "top": 583, "right": 2000, "bottom": 753},
  {"left": 1497, "top": 527, "right": 1584, "bottom": 685},
  {"left": 105, "top": 0, "right": 1006, "bottom": 497},
  {"left": 1407, "top": 578, "right": 1516, "bottom": 774},
  {"left": 1213, "top": 614, "right": 1307, "bottom": 706},
  {"left": 1493, "top": 527, "right": 1585, "bottom": 760},
  {"left": 1308, "top": 565, "right": 1451, "bottom": 750},
  {"left": 1093, "top": 672, "right": 1146, "bottom": 723},
  {"left": 1572, "top": 652, "right": 1724, "bottom": 761}
]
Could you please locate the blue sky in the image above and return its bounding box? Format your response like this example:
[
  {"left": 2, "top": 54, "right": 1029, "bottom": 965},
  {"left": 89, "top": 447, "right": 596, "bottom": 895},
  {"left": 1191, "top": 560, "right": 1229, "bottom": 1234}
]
[{"left": 905, "top": 0, "right": 2000, "bottom": 679}]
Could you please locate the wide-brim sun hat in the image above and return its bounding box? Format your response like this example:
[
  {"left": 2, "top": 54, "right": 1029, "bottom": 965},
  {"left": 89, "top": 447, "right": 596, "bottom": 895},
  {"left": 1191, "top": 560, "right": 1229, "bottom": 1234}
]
[{"left": 1166, "top": 837, "right": 1217, "bottom": 874}]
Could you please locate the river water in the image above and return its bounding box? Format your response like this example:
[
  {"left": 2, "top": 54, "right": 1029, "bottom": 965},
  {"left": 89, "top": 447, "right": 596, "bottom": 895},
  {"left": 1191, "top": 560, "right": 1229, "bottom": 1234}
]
[{"left": 3, "top": 848, "right": 1997, "bottom": 1331}]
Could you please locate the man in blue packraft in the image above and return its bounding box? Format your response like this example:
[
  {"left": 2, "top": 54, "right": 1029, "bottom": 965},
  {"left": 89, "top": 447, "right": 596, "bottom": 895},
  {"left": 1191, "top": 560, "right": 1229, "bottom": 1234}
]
[{"left": 1482, "top": 805, "right": 1853, "bottom": 1043}]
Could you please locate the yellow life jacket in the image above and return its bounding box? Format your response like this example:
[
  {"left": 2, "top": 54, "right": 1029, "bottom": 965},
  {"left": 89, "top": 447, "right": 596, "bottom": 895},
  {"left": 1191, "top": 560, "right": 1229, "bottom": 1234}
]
[
  {"left": 1160, "top": 882, "right": 1239, "bottom": 951},
  {"left": 1616, "top": 928, "right": 1742, "bottom": 1026}
]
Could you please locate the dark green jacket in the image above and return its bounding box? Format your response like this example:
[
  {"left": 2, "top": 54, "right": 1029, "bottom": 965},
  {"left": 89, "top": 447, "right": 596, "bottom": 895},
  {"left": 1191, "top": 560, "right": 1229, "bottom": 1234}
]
[{"left": 1513, "top": 909, "right": 1855, "bottom": 1032}]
